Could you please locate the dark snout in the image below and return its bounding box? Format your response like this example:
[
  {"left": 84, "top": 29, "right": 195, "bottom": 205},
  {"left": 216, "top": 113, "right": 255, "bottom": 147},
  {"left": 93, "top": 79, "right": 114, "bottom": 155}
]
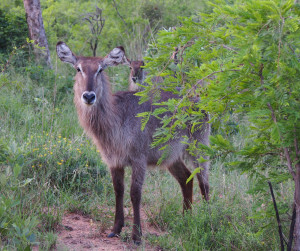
[
  {"left": 132, "top": 77, "right": 137, "bottom": 83},
  {"left": 81, "top": 91, "right": 96, "bottom": 105}
]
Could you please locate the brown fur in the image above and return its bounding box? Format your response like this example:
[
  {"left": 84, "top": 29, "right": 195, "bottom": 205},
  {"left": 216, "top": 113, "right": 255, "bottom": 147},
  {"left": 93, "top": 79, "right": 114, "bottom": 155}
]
[{"left": 56, "top": 42, "right": 210, "bottom": 243}]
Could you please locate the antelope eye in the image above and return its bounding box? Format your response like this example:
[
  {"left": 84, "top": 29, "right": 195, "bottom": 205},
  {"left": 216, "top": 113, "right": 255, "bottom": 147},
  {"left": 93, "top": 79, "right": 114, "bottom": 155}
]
[
  {"left": 76, "top": 67, "right": 81, "bottom": 72},
  {"left": 96, "top": 65, "right": 103, "bottom": 75}
]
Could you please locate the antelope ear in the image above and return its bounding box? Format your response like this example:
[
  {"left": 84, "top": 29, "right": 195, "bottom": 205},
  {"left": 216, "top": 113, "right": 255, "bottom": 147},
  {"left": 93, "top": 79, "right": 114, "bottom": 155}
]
[
  {"left": 103, "top": 46, "right": 130, "bottom": 68},
  {"left": 56, "top": 41, "right": 77, "bottom": 66}
]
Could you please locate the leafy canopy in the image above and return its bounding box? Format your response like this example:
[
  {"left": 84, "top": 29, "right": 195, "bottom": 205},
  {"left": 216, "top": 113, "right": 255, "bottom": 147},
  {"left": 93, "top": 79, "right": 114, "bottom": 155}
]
[{"left": 139, "top": 0, "right": 300, "bottom": 187}]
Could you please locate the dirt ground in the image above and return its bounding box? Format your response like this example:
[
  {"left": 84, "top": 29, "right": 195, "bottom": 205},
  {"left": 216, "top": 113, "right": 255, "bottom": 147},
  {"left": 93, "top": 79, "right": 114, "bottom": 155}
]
[{"left": 54, "top": 208, "right": 164, "bottom": 251}]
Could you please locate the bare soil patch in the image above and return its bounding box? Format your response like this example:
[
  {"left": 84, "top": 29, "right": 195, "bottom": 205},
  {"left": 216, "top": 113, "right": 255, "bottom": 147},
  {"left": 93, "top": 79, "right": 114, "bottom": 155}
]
[{"left": 54, "top": 208, "right": 164, "bottom": 251}]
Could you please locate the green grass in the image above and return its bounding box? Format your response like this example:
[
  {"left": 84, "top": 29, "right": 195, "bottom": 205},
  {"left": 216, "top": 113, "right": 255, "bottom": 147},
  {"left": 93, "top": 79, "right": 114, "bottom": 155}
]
[
  {"left": 142, "top": 166, "right": 285, "bottom": 250},
  {"left": 0, "top": 63, "right": 294, "bottom": 250}
]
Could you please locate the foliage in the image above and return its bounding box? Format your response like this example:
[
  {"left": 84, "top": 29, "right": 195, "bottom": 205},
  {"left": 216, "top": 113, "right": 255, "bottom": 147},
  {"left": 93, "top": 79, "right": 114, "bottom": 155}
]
[
  {"left": 0, "top": 151, "right": 38, "bottom": 249},
  {"left": 0, "top": 7, "right": 28, "bottom": 54},
  {"left": 0, "top": 6, "right": 29, "bottom": 69},
  {"left": 142, "top": 0, "right": 299, "bottom": 190},
  {"left": 40, "top": 0, "right": 205, "bottom": 57},
  {"left": 22, "top": 132, "right": 107, "bottom": 194},
  {"left": 138, "top": 0, "right": 300, "bottom": 247}
]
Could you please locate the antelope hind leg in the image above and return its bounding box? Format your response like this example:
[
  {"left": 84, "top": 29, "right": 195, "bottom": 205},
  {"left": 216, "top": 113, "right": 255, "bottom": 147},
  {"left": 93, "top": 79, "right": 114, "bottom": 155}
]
[{"left": 168, "top": 160, "right": 193, "bottom": 211}]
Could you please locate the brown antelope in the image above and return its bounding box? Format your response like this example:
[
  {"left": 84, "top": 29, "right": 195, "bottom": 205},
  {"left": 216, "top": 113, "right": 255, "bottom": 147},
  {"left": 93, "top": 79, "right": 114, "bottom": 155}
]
[
  {"left": 128, "top": 60, "right": 145, "bottom": 91},
  {"left": 56, "top": 42, "right": 210, "bottom": 244},
  {"left": 128, "top": 60, "right": 163, "bottom": 91}
]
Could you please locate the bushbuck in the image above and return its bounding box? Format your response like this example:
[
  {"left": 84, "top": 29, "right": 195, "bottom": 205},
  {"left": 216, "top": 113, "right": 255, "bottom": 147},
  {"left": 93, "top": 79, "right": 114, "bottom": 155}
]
[{"left": 56, "top": 41, "right": 210, "bottom": 243}]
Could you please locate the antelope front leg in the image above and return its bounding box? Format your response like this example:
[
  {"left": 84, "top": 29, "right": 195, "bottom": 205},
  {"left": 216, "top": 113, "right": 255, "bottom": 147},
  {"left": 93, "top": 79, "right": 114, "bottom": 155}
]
[
  {"left": 108, "top": 167, "right": 125, "bottom": 238},
  {"left": 130, "top": 164, "right": 146, "bottom": 244}
]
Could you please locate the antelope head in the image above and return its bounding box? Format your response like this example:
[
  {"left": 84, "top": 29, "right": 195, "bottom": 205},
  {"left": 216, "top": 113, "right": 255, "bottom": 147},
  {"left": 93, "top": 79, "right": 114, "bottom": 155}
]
[
  {"left": 129, "top": 60, "right": 145, "bottom": 84},
  {"left": 56, "top": 41, "right": 129, "bottom": 107}
]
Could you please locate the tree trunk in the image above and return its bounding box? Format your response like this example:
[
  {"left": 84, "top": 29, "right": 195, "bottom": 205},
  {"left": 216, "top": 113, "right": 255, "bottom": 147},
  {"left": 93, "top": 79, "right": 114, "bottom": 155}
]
[
  {"left": 293, "top": 163, "right": 300, "bottom": 250},
  {"left": 23, "top": 0, "right": 52, "bottom": 68}
]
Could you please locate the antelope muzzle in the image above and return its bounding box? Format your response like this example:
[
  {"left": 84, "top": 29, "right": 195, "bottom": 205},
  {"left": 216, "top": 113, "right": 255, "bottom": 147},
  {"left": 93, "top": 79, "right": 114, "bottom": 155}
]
[{"left": 81, "top": 91, "right": 96, "bottom": 105}]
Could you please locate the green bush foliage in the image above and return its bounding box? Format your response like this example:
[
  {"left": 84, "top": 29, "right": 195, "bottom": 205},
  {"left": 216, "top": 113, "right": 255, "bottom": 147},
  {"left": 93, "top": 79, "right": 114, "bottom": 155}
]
[
  {"left": 0, "top": 8, "right": 28, "bottom": 54},
  {"left": 138, "top": 0, "right": 299, "bottom": 248}
]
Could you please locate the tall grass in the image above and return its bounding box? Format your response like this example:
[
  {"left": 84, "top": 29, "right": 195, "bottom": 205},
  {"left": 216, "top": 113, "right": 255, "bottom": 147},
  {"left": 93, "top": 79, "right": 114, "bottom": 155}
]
[{"left": 143, "top": 158, "right": 293, "bottom": 250}]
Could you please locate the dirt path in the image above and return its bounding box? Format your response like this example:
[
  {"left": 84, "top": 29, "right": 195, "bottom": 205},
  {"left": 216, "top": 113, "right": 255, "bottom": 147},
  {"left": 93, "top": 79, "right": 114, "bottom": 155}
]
[{"left": 55, "top": 209, "right": 164, "bottom": 251}]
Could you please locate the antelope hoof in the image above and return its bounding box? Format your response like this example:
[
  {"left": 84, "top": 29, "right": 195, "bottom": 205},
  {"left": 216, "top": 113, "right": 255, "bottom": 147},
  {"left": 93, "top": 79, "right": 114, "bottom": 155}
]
[
  {"left": 133, "top": 239, "right": 141, "bottom": 245},
  {"left": 107, "top": 232, "right": 118, "bottom": 238},
  {"left": 132, "top": 234, "right": 141, "bottom": 245}
]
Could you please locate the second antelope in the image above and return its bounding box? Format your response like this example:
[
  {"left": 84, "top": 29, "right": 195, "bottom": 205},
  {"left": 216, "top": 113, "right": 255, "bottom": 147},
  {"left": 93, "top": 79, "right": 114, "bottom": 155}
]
[
  {"left": 56, "top": 42, "right": 210, "bottom": 244},
  {"left": 128, "top": 60, "right": 163, "bottom": 91}
]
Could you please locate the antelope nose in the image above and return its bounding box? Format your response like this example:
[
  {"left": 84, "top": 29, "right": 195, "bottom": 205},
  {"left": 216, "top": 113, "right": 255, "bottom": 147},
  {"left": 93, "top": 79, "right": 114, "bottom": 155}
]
[
  {"left": 82, "top": 91, "right": 96, "bottom": 105},
  {"left": 132, "top": 77, "right": 137, "bottom": 83}
]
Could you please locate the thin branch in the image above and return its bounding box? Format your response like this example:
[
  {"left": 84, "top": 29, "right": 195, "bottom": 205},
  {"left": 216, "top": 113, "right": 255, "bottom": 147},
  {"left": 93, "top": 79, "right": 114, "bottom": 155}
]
[
  {"left": 221, "top": 44, "right": 237, "bottom": 52},
  {"left": 294, "top": 127, "right": 300, "bottom": 158},
  {"left": 209, "top": 41, "right": 238, "bottom": 53},
  {"left": 81, "top": 6, "right": 105, "bottom": 56},
  {"left": 268, "top": 181, "right": 285, "bottom": 251},
  {"left": 288, "top": 44, "right": 300, "bottom": 63},
  {"left": 257, "top": 20, "right": 272, "bottom": 35},
  {"left": 284, "top": 148, "right": 296, "bottom": 179},
  {"left": 111, "top": 0, "right": 130, "bottom": 35},
  {"left": 287, "top": 204, "right": 296, "bottom": 251},
  {"left": 277, "top": 16, "right": 284, "bottom": 72}
]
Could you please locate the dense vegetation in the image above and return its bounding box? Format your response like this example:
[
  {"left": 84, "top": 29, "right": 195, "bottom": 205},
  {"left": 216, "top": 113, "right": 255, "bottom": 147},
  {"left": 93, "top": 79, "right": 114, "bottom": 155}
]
[{"left": 0, "top": 0, "right": 299, "bottom": 250}]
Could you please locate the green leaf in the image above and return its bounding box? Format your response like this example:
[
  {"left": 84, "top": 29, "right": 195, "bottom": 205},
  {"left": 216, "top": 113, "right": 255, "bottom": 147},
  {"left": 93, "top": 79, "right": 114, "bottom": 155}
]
[
  {"left": 270, "top": 125, "right": 280, "bottom": 144},
  {"left": 186, "top": 167, "right": 202, "bottom": 184},
  {"left": 13, "top": 164, "right": 22, "bottom": 177},
  {"left": 136, "top": 112, "right": 151, "bottom": 131}
]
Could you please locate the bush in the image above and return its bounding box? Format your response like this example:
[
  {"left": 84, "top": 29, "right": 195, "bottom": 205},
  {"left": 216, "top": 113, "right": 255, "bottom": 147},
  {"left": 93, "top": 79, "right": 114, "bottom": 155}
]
[
  {"left": 0, "top": 163, "right": 38, "bottom": 250},
  {"left": 0, "top": 7, "right": 29, "bottom": 69}
]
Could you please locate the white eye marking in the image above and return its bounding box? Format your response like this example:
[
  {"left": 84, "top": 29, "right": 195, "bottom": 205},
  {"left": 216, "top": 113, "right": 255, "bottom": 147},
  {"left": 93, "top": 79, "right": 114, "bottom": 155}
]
[
  {"left": 77, "top": 64, "right": 86, "bottom": 78},
  {"left": 94, "top": 65, "right": 103, "bottom": 79}
]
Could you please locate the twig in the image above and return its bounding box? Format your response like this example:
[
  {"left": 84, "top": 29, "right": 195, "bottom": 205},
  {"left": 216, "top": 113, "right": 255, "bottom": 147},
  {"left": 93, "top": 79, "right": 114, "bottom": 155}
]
[
  {"left": 209, "top": 41, "right": 238, "bottom": 53},
  {"left": 294, "top": 127, "right": 300, "bottom": 158},
  {"left": 81, "top": 6, "right": 105, "bottom": 56},
  {"left": 49, "top": 54, "right": 58, "bottom": 137},
  {"left": 287, "top": 204, "right": 296, "bottom": 251},
  {"left": 111, "top": 0, "right": 130, "bottom": 35},
  {"left": 288, "top": 44, "right": 300, "bottom": 63},
  {"left": 277, "top": 16, "right": 285, "bottom": 72},
  {"left": 268, "top": 181, "right": 285, "bottom": 251}
]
